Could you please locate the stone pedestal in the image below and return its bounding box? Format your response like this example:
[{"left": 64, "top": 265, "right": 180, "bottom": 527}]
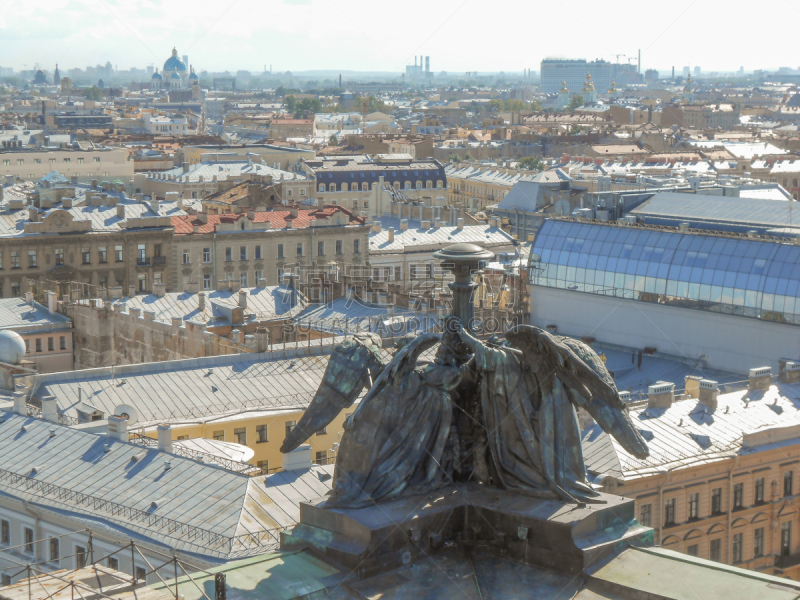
[{"left": 280, "top": 484, "right": 653, "bottom": 580}]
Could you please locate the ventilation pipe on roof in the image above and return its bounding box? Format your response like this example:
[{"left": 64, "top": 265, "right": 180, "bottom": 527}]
[
  {"left": 46, "top": 291, "right": 57, "bottom": 314},
  {"left": 698, "top": 380, "right": 719, "bottom": 411},
  {"left": 41, "top": 395, "right": 59, "bottom": 423},
  {"left": 198, "top": 291, "right": 206, "bottom": 312},
  {"left": 12, "top": 392, "right": 26, "bottom": 416},
  {"left": 108, "top": 415, "right": 127, "bottom": 442},
  {"left": 647, "top": 382, "right": 674, "bottom": 409}
]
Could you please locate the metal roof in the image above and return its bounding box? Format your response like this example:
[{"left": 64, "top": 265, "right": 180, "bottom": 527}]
[
  {"left": 632, "top": 191, "right": 800, "bottom": 228},
  {"left": 0, "top": 413, "right": 294, "bottom": 559},
  {"left": 368, "top": 221, "right": 514, "bottom": 254},
  {"left": 23, "top": 341, "right": 392, "bottom": 427},
  {"left": 0, "top": 298, "right": 71, "bottom": 331},
  {"left": 583, "top": 379, "right": 800, "bottom": 481},
  {"left": 296, "top": 297, "right": 439, "bottom": 337}
]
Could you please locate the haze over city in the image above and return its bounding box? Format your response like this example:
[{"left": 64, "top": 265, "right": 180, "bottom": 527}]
[{"left": 0, "top": 0, "right": 791, "bottom": 73}]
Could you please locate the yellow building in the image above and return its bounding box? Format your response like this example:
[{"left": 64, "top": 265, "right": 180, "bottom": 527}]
[{"left": 584, "top": 364, "right": 800, "bottom": 579}]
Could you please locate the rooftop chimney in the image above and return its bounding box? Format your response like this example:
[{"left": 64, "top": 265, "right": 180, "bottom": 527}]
[
  {"left": 400, "top": 219, "right": 409, "bottom": 231},
  {"left": 46, "top": 291, "right": 57, "bottom": 314},
  {"left": 457, "top": 218, "right": 464, "bottom": 230},
  {"left": 238, "top": 289, "right": 247, "bottom": 308},
  {"left": 107, "top": 415, "right": 128, "bottom": 442},
  {"left": 647, "top": 382, "right": 674, "bottom": 409},
  {"left": 749, "top": 367, "right": 772, "bottom": 392},
  {"left": 153, "top": 282, "right": 166, "bottom": 297},
  {"left": 12, "top": 392, "right": 26, "bottom": 416},
  {"left": 698, "top": 379, "right": 719, "bottom": 410},
  {"left": 387, "top": 227, "right": 395, "bottom": 242},
  {"left": 41, "top": 395, "right": 59, "bottom": 423},
  {"left": 779, "top": 359, "right": 800, "bottom": 384},
  {"left": 157, "top": 424, "right": 173, "bottom": 453},
  {"left": 198, "top": 291, "right": 206, "bottom": 312},
  {"left": 282, "top": 444, "right": 312, "bottom": 471}
]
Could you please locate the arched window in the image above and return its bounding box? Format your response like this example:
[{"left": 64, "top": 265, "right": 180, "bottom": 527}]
[
  {"left": 426, "top": 180, "right": 433, "bottom": 189},
  {"left": 319, "top": 184, "right": 326, "bottom": 192},
  {"left": 341, "top": 182, "right": 349, "bottom": 191},
  {"left": 416, "top": 181, "right": 423, "bottom": 190},
  {"left": 393, "top": 181, "right": 400, "bottom": 189},
  {"left": 329, "top": 183, "right": 337, "bottom": 192},
  {"left": 436, "top": 180, "right": 443, "bottom": 188},
  {"left": 405, "top": 181, "right": 411, "bottom": 190},
  {"left": 362, "top": 182, "right": 369, "bottom": 191}
]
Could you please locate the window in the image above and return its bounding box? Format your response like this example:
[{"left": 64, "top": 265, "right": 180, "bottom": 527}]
[
  {"left": 28, "top": 250, "right": 37, "bottom": 268},
  {"left": 11, "top": 283, "right": 19, "bottom": 298},
  {"left": 257, "top": 460, "right": 269, "bottom": 473},
  {"left": 315, "top": 450, "right": 328, "bottom": 464},
  {"left": 0, "top": 251, "right": 3, "bottom": 268},
  {"left": 24, "top": 528, "right": 33, "bottom": 554},
  {"left": 733, "top": 483, "right": 744, "bottom": 509},
  {"left": 35, "top": 338, "right": 42, "bottom": 353},
  {"left": 687, "top": 544, "right": 698, "bottom": 557},
  {"left": 94, "top": 157, "right": 100, "bottom": 163},
  {"left": 354, "top": 239, "right": 360, "bottom": 254},
  {"left": 153, "top": 244, "right": 162, "bottom": 258},
  {"left": 63, "top": 158, "right": 70, "bottom": 163},
  {"left": 256, "top": 424, "right": 268, "bottom": 443},
  {"left": 255, "top": 246, "right": 262, "bottom": 260},
  {"left": 639, "top": 504, "right": 653, "bottom": 527},
  {"left": 316, "top": 426, "right": 327, "bottom": 436},
  {"left": 336, "top": 240, "right": 342, "bottom": 255},
  {"left": 663, "top": 498, "right": 675, "bottom": 526},
  {"left": 54, "top": 248, "right": 64, "bottom": 266},
  {"left": 115, "top": 246, "right": 123, "bottom": 262},
  {"left": 1, "top": 520, "right": 8, "bottom": 544},
  {"left": 1, "top": 160, "right": 7, "bottom": 166},
  {"left": 277, "top": 244, "right": 284, "bottom": 259},
  {"left": 24, "top": 339, "right": 29, "bottom": 353},
  {"left": 212, "top": 430, "right": 224, "bottom": 441},
  {"left": 318, "top": 241, "right": 324, "bottom": 256},
  {"left": 285, "top": 420, "right": 296, "bottom": 438},
  {"left": 240, "top": 246, "right": 247, "bottom": 260},
  {"left": 135, "top": 567, "right": 147, "bottom": 582},
  {"left": 711, "top": 487, "right": 722, "bottom": 514},
  {"left": 107, "top": 557, "right": 118, "bottom": 570},
  {"left": 754, "top": 527, "right": 765, "bottom": 557},
  {"left": 240, "top": 272, "right": 248, "bottom": 288},
  {"left": 223, "top": 247, "right": 232, "bottom": 262},
  {"left": 688, "top": 493, "right": 699, "bottom": 519},
  {"left": 49, "top": 537, "right": 59, "bottom": 563},
  {"left": 782, "top": 521, "right": 793, "bottom": 556},
  {"left": 255, "top": 270, "right": 263, "bottom": 282},
  {"left": 176, "top": 435, "right": 189, "bottom": 440},
  {"left": 77, "top": 157, "right": 84, "bottom": 164},
  {"left": 98, "top": 247, "right": 106, "bottom": 263},
  {"left": 138, "top": 274, "right": 146, "bottom": 292},
  {"left": 203, "top": 274, "right": 211, "bottom": 290},
  {"left": 10, "top": 252, "right": 19, "bottom": 269},
  {"left": 81, "top": 248, "right": 91, "bottom": 264},
  {"left": 755, "top": 477, "right": 765, "bottom": 504},
  {"left": 182, "top": 251, "right": 190, "bottom": 265},
  {"left": 296, "top": 242, "right": 303, "bottom": 256},
  {"left": 710, "top": 538, "right": 722, "bottom": 562},
  {"left": 234, "top": 427, "right": 246, "bottom": 445},
  {"left": 47, "top": 337, "right": 54, "bottom": 351},
  {"left": 785, "top": 471, "right": 794, "bottom": 497},
  {"left": 75, "top": 545, "right": 87, "bottom": 569},
  {"left": 203, "top": 248, "right": 211, "bottom": 263},
  {"left": 60, "top": 336, "right": 66, "bottom": 350},
  {"left": 732, "top": 533, "right": 743, "bottom": 563}
]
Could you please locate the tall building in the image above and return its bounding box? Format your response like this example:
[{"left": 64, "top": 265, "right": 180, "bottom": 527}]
[{"left": 540, "top": 58, "right": 640, "bottom": 93}]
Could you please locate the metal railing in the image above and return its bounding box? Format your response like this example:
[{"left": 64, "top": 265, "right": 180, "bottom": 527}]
[
  {"left": 128, "top": 434, "right": 257, "bottom": 475},
  {"left": 0, "top": 467, "right": 286, "bottom": 557}
]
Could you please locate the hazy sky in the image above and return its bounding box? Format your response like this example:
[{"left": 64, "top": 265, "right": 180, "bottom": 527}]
[{"left": 0, "top": 0, "right": 791, "bottom": 75}]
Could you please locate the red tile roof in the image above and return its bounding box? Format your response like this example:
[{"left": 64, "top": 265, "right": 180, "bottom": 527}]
[{"left": 172, "top": 205, "right": 364, "bottom": 235}]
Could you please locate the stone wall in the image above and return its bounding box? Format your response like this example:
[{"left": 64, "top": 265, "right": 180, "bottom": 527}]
[{"left": 65, "top": 301, "right": 254, "bottom": 369}]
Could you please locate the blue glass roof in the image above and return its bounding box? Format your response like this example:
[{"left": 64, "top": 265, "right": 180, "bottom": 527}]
[{"left": 530, "top": 219, "right": 800, "bottom": 325}]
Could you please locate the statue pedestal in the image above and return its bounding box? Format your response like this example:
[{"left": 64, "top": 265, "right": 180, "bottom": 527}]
[{"left": 280, "top": 484, "right": 653, "bottom": 580}]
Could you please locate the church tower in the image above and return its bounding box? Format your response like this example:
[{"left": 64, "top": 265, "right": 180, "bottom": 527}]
[
  {"left": 558, "top": 80, "right": 571, "bottom": 109},
  {"left": 581, "top": 72, "right": 598, "bottom": 104}
]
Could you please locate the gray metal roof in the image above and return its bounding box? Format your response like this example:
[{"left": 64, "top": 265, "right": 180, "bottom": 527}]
[
  {"left": 0, "top": 413, "right": 295, "bottom": 559},
  {"left": 583, "top": 379, "right": 800, "bottom": 481},
  {"left": 368, "top": 221, "right": 514, "bottom": 254},
  {"left": 632, "top": 191, "right": 800, "bottom": 228},
  {"left": 0, "top": 298, "right": 71, "bottom": 331},
  {"left": 296, "top": 297, "right": 439, "bottom": 337},
  {"left": 23, "top": 341, "right": 392, "bottom": 427}
]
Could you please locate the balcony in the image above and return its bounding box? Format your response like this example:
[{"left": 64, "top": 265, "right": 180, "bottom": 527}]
[
  {"left": 136, "top": 257, "right": 150, "bottom": 267},
  {"left": 774, "top": 552, "right": 800, "bottom": 569},
  {"left": 152, "top": 256, "right": 166, "bottom": 266}
]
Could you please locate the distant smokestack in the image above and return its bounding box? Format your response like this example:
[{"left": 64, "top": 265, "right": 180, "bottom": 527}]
[
  {"left": 339, "top": 73, "right": 342, "bottom": 88},
  {"left": 672, "top": 66, "right": 675, "bottom": 78},
  {"left": 415, "top": 56, "right": 417, "bottom": 67},
  {"left": 638, "top": 49, "right": 641, "bottom": 74},
  {"left": 425, "top": 56, "right": 430, "bottom": 73}
]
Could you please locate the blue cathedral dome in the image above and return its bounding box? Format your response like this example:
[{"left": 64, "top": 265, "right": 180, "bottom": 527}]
[
  {"left": 151, "top": 69, "right": 163, "bottom": 80},
  {"left": 170, "top": 71, "right": 182, "bottom": 80},
  {"left": 163, "top": 47, "right": 187, "bottom": 73},
  {"left": 189, "top": 69, "right": 199, "bottom": 81}
]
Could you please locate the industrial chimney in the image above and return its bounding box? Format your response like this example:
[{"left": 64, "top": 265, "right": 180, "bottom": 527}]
[{"left": 425, "top": 56, "right": 430, "bottom": 74}]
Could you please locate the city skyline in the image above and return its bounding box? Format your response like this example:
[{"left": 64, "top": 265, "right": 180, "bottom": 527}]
[{"left": 0, "top": 0, "right": 794, "bottom": 76}]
